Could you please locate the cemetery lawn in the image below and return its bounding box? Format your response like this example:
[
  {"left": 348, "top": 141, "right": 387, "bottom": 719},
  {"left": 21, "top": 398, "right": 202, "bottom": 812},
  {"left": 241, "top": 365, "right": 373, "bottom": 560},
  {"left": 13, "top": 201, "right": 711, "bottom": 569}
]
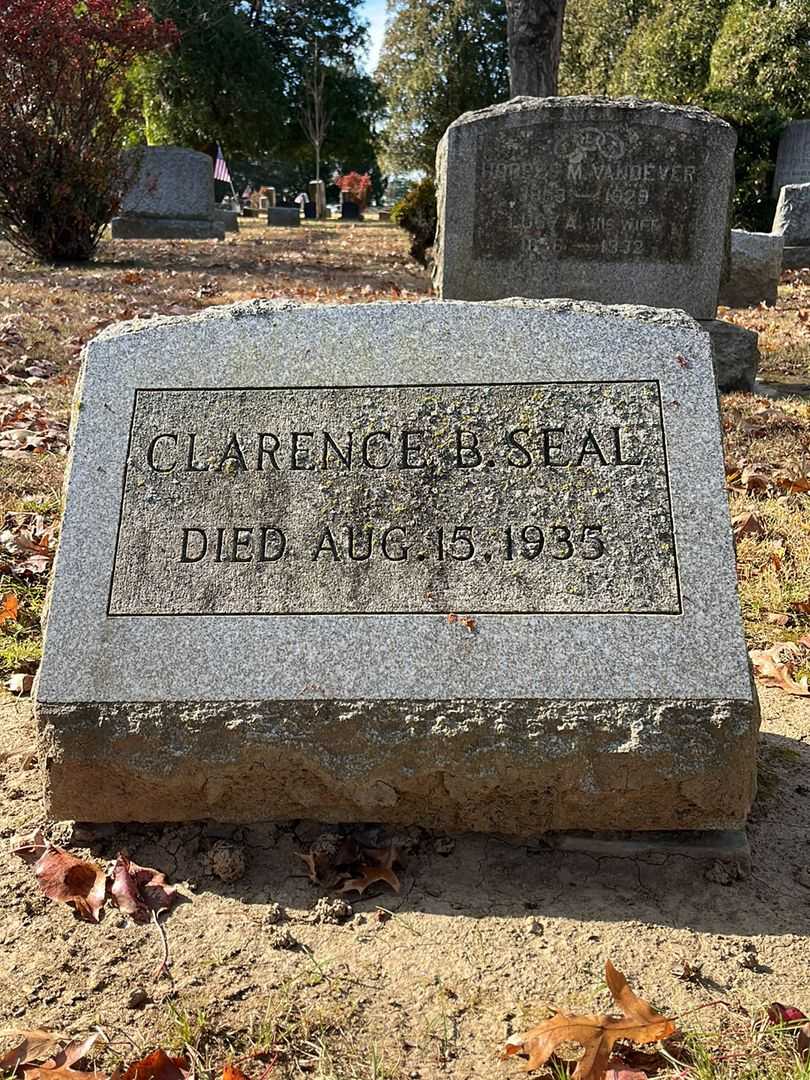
[{"left": 0, "top": 231, "right": 809, "bottom": 1078}]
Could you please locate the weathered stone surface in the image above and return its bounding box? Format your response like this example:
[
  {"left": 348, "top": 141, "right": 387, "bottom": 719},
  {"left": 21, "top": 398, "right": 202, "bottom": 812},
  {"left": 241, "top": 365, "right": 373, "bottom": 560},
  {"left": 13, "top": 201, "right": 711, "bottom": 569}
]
[
  {"left": 772, "top": 120, "right": 810, "bottom": 194},
  {"left": 782, "top": 245, "right": 810, "bottom": 270},
  {"left": 434, "top": 96, "right": 736, "bottom": 320},
  {"left": 119, "top": 146, "right": 215, "bottom": 221},
  {"left": 718, "top": 230, "right": 783, "bottom": 308},
  {"left": 308, "top": 180, "right": 326, "bottom": 219},
  {"left": 268, "top": 207, "right": 300, "bottom": 227},
  {"left": 36, "top": 299, "right": 758, "bottom": 832},
  {"left": 698, "top": 319, "right": 759, "bottom": 391},
  {"left": 112, "top": 146, "right": 223, "bottom": 240},
  {"left": 110, "top": 217, "right": 225, "bottom": 240},
  {"left": 773, "top": 183, "right": 810, "bottom": 245},
  {"left": 215, "top": 208, "right": 239, "bottom": 233}
]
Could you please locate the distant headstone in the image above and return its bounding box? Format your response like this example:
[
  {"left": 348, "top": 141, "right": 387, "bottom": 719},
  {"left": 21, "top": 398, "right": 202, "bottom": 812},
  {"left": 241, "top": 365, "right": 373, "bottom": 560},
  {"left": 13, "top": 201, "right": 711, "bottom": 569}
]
[
  {"left": 267, "top": 207, "right": 300, "bottom": 227},
  {"left": 36, "top": 299, "right": 758, "bottom": 834},
  {"left": 772, "top": 120, "right": 810, "bottom": 195},
  {"left": 111, "top": 147, "right": 224, "bottom": 240},
  {"left": 304, "top": 202, "right": 317, "bottom": 220},
  {"left": 434, "top": 96, "right": 736, "bottom": 321},
  {"left": 700, "top": 320, "right": 759, "bottom": 391},
  {"left": 718, "top": 230, "right": 784, "bottom": 308},
  {"left": 772, "top": 183, "right": 810, "bottom": 269},
  {"left": 341, "top": 200, "right": 361, "bottom": 220},
  {"left": 308, "top": 180, "right": 326, "bottom": 219},
  {"left": 215, "top": 207, "right": 240, "bottom": 233}
]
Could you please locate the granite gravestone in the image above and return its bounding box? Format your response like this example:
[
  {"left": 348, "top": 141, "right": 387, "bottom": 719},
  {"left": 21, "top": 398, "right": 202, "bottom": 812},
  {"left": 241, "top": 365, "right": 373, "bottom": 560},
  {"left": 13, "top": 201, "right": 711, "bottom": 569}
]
[
  {"left": 772, "top": 120, "right": 810, "bottom": 194},
  {"left": 718, "top": 230, "right": 784, "bottom": 308},
  {"left": 35, "top": 300, "right": 758, "bottom": 834},
  {"left": 434, "top": 96, "right": 757, "bottom": 389},
  {"left": 434, "top": 97, "right": 735, "bottom": 321},
  {"left": 309, "top": 180, "right": 327, "bottom": 219},
  {"left": 772, "top": 183, "right": 810, "bottom": 270},
  {"left": 111, "top": 147, "right": 225, "bottom": 241},
  {"left": 268, "top": 207, "right": 300, "bottom": 227}
]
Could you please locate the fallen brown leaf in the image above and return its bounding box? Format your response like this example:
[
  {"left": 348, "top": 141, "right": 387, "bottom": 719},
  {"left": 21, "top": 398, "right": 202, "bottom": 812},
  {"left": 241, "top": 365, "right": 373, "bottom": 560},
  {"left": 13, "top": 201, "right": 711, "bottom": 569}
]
[
  {"left": 731, "top": 511, "right": 766, "bottom": 541},
  {"left": 0, "top": 1030, "right": 105, "bottom": 1080},
  {"left": 110, "top": 854, "right": 177, "bottom": 924},
  {"left": 116, "top": 1050, "right": 189, "bottom": 1080},
  {"left": 13, "top": 831, "right": 107, "bottom": 922},
  {"left": 340, "top": 866, "right": 401, "bottom": 896},
  {"left": 0, "top": 1031, "right": 66, "bottom": 1072},
  {"left": 0, "top": 591, "right": 19, "bottom": 622},
  {"left": 503, "top": 960, "right": 676, "bottom": 1079},
  {"left": 749, "top": 642, "right": 810, "bottom": 696}
]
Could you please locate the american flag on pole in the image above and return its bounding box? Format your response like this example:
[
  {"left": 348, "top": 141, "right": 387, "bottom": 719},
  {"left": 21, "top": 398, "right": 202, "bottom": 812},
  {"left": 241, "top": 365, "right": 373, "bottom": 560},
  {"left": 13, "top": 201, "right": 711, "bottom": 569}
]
[{"left": 214, "top": 143, "right": 231, "bottom": 183}]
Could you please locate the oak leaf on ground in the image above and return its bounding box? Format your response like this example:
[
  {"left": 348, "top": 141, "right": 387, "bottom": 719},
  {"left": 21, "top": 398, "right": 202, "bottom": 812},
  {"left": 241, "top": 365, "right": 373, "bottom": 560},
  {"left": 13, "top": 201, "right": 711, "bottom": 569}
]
[
  {"left": 502, "top": 960, "right": 676, "bottom": 1078},
  {"left": 110, "top": 853, "right": 177, "bottom": 923},
  {"left": 0, "top": 591, "right": 18, "bottom": 622},
  {"left": 0, "top": 1030, "right": 105, "bottom": 1080},
  {"left": 12, "top": 829, "right": 107, "bottom": 922},
  {"left": 749, "top": 642, "right": 810, "bottom": 696},
  {"left": 114, "top": 1050, "right": 189, "bottom": 1080},
  {"left": 340, "top": 845, "right": 401, "bottom": 896}
]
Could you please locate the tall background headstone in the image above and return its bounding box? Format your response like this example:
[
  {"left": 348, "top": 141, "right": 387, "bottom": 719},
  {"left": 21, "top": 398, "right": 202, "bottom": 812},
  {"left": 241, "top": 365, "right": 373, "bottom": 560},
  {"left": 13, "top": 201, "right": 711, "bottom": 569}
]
[
  {"left": 433, "top": 96, "right": 759, "bottom": 389},
  {"left": 772, "top": 120, "right": 810, "bottom": 194},
  {"left": 111, "top": 146, "right": 225, "bottom": 240},
  {"left": 772, "top": 183, "right": 810, "bottom": 270},
  {"left": 308, "top": 179, "right": 327, "bottom": 219}
]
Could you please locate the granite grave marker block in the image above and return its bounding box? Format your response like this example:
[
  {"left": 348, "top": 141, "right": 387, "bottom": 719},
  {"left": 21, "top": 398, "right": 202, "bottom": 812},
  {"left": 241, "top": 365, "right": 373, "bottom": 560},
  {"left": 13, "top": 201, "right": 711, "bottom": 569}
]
[
  {"left": 434, "top": 97, "right": 736, "bottom": 320},
  {"left": 111, "top": 146, "right": 225, "bottom": 241},
  {"left": 772, "top": 183, "right": 810, "bottom": 270},
  {"left": 35, "top": 300, "right": 758, "bottom": 833},
  {"left": 773, "top": 120, "right": 810, "bottom": 194}
]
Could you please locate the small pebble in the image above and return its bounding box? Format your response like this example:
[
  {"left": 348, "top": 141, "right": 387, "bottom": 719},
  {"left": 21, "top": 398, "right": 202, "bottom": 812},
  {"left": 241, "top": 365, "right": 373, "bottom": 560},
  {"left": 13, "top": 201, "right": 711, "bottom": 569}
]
[{"left": 128, "top": 989, "right": 149, "bottom": 1009}]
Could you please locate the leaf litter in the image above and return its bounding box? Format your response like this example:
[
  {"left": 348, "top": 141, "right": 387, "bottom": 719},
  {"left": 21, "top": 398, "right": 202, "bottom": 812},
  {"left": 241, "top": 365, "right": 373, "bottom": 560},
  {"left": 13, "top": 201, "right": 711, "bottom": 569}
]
[
  {"left": 297, "top": 830, "right": 402, "bottom": 895},
  {"left": 12, "top": 830, "right": 181, "bottom": 976},
  {"left": 502, "top": 960, "right": 676, "bottom": 1078}
]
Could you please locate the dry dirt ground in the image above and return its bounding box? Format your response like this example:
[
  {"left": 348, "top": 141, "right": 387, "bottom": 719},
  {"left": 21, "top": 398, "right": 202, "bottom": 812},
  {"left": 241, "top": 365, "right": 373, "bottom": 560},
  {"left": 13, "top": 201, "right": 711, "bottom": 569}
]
[
  {"left": 0, "top": 687, "right": 808, "bottom": 1078},
  {"left": 0, "top": 222, "right": 809, "bottom": 1077}
]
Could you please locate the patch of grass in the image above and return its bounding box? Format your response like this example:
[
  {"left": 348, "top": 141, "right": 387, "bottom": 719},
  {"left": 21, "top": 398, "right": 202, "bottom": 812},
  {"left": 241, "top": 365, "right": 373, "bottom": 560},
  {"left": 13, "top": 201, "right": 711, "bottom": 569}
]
[
  {"left": 721, "top": 393, "right": 810, "bottom": 648},
  {"left": 661, "top": 1019, "right": 810, "bottom": 1079},
  {"left": 0, "top": 579, "right": 46, "bottom": 679}
]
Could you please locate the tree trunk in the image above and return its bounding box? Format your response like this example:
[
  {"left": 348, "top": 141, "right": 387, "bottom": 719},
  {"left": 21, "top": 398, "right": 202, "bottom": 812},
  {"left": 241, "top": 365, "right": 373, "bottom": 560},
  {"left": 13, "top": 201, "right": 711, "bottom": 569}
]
[{"left": 505, "top": 0, "right": 567, "bottom": 98}]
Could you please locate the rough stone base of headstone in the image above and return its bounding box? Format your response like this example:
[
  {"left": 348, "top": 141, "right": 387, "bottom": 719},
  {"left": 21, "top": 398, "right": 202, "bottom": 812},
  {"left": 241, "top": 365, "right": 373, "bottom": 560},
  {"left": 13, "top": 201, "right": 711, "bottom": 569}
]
[
  {"left": 215, "top": 209, "right": 239, "bottom": 233},
  {"left": 36, "top": 299, "right": 759, "bottom": 833},
  {"left": 782, "top": 245, "right": 810, "bottom": 270},
  {"left": 718, "top": 230, "right": 784, "bottom": 308},
  {"left": 111, "top": 216, "right": 225, "bottom": 240},
  {"left": 543, "top": 828, "right": 750, "bottom": 876},
  {"left": 699, "top": 319, "right": 760, "bottom": 391},
  {"left": 267, "top": 207, "right": 300, "bottom": 227},
  {"left": 40, "top": 697, "right": 759, "bottom": 831}
]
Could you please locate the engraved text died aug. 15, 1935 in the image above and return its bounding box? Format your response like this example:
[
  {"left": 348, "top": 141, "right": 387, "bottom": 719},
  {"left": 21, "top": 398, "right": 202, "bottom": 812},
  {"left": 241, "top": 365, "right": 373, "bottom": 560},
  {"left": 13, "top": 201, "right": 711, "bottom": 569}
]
[{"left": 107, "top": 382, "right": 681, "bottom": 615}]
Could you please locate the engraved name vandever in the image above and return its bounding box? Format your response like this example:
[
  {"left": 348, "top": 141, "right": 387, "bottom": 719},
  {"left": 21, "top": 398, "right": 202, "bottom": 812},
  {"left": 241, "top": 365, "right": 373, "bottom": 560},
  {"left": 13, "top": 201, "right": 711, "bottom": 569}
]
[{"left": 108, "top": 382, "right": 681, "bottom": 615}]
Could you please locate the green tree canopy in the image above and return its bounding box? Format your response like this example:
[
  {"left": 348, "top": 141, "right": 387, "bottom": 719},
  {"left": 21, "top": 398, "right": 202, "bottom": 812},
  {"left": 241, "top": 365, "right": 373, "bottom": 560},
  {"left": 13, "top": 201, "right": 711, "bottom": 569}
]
[
  {"left": 131, "top": 0, "right": 383, "bottom": 179},
  {"left": 559, "top": 0, "right": 810, "bottom": 228},
  {"left": 376, "top": 0, "right": 509, "bottom": 174}
]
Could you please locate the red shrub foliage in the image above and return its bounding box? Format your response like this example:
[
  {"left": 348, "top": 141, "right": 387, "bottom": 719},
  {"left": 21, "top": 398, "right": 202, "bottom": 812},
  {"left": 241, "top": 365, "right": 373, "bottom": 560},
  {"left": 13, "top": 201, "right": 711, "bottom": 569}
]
[
  {"left": 337, "top": 171, "right": 372, "bottom": 209},
  {"left": 0, "top": 0, "right": 176, "bottom": 262}
]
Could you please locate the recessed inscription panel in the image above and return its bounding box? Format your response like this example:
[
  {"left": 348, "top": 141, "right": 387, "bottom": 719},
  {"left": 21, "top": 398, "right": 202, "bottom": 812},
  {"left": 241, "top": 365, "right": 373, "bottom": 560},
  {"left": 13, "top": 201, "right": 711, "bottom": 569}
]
[
  {"left": 473, "top": 120, "right": 703, "bottom": 264},
  {"left": 108, "top": 382, "right": 680, "bottom": 615}
]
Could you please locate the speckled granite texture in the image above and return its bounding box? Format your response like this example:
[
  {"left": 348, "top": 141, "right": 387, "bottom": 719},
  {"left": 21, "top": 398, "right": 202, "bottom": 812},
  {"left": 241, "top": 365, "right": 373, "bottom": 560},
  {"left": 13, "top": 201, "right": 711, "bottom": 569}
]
[
  {"left": 36, "top": 299, "right": 758, "bottom": 830},
  {"left": 434, "top": 96, "right": 735, "bottom": 320}
]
